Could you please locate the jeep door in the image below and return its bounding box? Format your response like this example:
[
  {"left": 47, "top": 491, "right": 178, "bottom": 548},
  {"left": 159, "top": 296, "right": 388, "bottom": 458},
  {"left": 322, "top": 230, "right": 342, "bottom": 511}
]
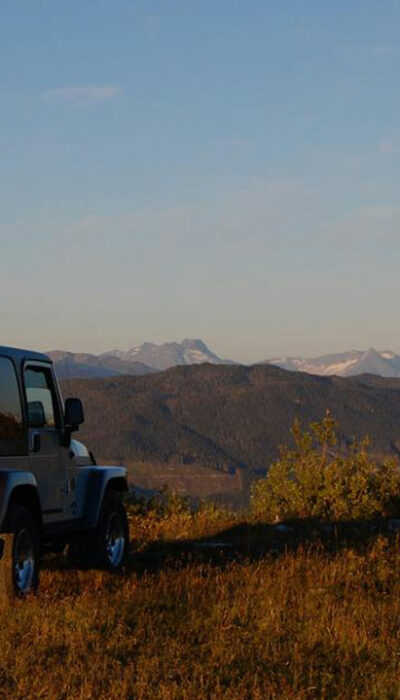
[
  {"left": 23, "top": 362, "right": 68, "bottom": 522},
  {"left": 0, "top": 355, "right": 27, "bottom": 468}
]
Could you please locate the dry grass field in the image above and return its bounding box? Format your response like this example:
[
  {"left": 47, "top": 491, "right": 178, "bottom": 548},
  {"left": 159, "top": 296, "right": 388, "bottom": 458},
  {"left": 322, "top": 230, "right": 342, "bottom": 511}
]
[{"left": 1, "top": 501, "right": 400, "bottom": 700}]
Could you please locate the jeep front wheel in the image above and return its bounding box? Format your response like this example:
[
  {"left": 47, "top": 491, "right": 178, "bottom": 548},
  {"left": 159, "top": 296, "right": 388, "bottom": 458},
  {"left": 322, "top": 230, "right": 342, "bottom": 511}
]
[
  {"left": 96, "top": 491, "right": 129, "bottom": 571},
  {"left": 0, "top": 504, "right": 40, "bottom": 602},
  {"left": 68, "top": 491, "right": 129, "bottom": 571}
]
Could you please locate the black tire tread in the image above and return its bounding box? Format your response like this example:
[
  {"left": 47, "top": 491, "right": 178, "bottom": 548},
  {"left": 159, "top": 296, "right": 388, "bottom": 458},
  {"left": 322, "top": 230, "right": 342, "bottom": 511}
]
[
  {"left": 93, "top": 491, "right": 129, "bottom": 570},
  {"left": 68, "top": 491, "right": 129, "bottom": 571},
  {"left": 0, "top": 504, "right": 40, "bottom": 604}
]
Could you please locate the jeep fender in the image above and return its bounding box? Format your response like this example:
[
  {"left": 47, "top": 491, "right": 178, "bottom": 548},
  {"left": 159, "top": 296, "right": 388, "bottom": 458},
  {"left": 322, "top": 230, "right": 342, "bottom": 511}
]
[
  {"left": 0, "top": 470, "right": 40, "bottom": 532},
  {"left": 80, "top": 466, "right": 128, "bottom": 530}
]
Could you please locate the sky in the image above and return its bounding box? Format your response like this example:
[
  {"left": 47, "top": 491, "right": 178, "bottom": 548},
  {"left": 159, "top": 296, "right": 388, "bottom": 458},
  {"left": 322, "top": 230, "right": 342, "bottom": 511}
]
[{"left": 1, "top": 0, "right": 400, "bottom": 363}]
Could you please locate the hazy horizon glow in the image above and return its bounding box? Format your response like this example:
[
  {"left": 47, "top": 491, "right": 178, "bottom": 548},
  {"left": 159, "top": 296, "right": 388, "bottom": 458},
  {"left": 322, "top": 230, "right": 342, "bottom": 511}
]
[{"left": 1, "top": 1, "right": 400, "bottom": 363}]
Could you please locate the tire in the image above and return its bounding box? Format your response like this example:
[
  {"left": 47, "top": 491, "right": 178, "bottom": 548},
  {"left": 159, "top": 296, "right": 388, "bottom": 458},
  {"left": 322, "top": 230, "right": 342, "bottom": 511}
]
[
  {"left": 0, "top": 504, "right": 40, "bottom": 603},
  {"left": 68, "top": 491, "right": 129, "bottom": 571}
]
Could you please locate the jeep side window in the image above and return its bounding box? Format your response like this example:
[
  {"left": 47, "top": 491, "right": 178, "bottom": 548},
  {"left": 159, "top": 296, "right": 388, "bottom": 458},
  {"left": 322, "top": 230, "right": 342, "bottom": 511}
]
[
  {"left": 0, "top": 357, "right": 23, "bottom": 440},
  {"left": 24, "top": 367, "right": 60, "bottom": 429}
]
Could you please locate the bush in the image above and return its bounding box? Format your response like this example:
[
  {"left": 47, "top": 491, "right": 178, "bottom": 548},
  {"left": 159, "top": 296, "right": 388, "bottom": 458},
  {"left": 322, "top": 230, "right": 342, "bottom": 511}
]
[{"left": 251, "top": 412, "right": 400, "bottom": 522}]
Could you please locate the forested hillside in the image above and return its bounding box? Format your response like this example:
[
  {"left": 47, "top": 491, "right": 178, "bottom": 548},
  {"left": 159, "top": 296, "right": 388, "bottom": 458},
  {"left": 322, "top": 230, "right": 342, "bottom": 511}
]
[{"left": 62, "top": 364, "right": 400, "bottom": 503}]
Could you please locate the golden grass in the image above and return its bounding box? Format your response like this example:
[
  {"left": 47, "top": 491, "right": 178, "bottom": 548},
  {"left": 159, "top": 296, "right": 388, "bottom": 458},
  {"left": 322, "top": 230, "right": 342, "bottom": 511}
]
[{"left": 2, "top": 510, "right": 400, "bottom": 699}]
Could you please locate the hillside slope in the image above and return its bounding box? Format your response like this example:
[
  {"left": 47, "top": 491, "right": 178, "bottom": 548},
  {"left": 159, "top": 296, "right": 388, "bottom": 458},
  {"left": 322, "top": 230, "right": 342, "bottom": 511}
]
[{"left": 63, "top": 364, "right": 400, "bottom": 502}]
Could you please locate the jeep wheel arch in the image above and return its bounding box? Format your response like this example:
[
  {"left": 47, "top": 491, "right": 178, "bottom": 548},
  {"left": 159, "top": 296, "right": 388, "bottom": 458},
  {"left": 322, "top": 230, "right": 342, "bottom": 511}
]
[
  {"left": 81, "top": 467, "right": 128, "bottom": 531},
  {"left": 0, "top": 472, "right": 41, "bottom": 533}
]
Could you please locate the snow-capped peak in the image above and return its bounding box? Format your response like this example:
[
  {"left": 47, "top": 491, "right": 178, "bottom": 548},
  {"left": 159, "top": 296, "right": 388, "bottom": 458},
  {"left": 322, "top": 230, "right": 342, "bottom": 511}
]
[
  {"left": 101, "top": 339, "right": 233, "bottom": 371},
  {"left": 265, "top": 349, "right": 400, "bottom": 378}
]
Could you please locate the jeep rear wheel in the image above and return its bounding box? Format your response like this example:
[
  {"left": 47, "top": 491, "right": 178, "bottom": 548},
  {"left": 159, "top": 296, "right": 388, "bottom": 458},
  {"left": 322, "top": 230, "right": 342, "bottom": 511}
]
[{"left": 0, "top": 505, "right": 40, "bottom": 603}]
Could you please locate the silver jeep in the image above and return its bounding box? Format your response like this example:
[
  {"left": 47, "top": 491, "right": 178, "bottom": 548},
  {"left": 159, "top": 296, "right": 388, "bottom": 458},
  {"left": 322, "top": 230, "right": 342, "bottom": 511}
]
[{"left": 0, "top": 345, "right": 129, "bottom": 600}]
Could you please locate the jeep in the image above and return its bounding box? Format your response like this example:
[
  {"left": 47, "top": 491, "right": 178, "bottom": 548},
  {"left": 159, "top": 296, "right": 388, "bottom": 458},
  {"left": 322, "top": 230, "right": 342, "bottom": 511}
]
[{"left": 0, "top": 345, "right": 129, "bottom": 600}]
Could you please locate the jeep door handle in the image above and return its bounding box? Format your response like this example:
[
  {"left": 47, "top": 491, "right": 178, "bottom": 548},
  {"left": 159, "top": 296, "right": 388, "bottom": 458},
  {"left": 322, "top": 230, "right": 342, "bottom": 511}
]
[{"left": 31, "top": 432, "right": 41, "bottom": 453}]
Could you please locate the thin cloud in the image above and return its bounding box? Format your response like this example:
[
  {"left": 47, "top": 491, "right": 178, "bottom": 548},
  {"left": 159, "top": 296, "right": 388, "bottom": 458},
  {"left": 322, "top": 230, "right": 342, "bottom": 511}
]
[
  {"left": 371, "top": 45, "right": 397, "bottom": 57},
  {"left": 43, "top": 85, "right": 121, "bottom": 104},
  {"left": 62, "top": 181, "right": 311, "bottom": 250},
  {"left": 214, "top": 138, "right": 252, "bottom": 148},
  {"left": 327, "top": 206, "right": 400, "bottom": 246},
  {"left": 379, "top": 136, "right": 400, "bottom": 155}
]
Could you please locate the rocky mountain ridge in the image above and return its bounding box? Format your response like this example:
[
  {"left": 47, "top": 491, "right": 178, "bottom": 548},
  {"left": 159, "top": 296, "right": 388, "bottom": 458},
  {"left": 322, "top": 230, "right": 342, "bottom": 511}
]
[
  {"left": 48, "top": 339, "right": 232, "bottom": 379},
  {"left": 266, "top": 348, "right": 400, "bottom": 378},
  {"left": 49, "top": 343, "right": 400, "bottom": 381}
]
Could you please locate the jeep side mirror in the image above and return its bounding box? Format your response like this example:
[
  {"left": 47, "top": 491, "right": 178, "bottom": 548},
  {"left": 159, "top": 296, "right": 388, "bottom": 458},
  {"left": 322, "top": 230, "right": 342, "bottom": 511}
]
[{"left": 64, "top": 397, "right": 84, "bottom": 431}]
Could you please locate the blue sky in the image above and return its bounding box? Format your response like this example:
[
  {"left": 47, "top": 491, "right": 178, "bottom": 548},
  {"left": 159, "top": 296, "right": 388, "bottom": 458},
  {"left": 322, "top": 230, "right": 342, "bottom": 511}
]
[{"left": 1, "top": 0, "right": 400, "bottom": 362}]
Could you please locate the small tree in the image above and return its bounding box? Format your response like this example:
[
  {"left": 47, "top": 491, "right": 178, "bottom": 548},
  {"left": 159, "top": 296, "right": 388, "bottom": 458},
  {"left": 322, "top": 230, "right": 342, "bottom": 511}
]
[{"left": 251, "top": 412, "right": 400, "bottom": 522}]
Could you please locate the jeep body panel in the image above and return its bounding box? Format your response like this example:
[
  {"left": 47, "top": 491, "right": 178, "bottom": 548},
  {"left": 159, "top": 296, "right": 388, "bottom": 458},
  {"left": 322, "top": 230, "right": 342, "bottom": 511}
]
[
  {"left": 0, "top": 345, "right": 50, "bottom": 365},
  {"left": 75, "top": 466, "right": 128, "bottom": 529},
  {"left": 0, "top": 470, "right": 39, "bottom": 530},
  {"left": 70, "top": 439, "right": 92, "bottom": 465}
]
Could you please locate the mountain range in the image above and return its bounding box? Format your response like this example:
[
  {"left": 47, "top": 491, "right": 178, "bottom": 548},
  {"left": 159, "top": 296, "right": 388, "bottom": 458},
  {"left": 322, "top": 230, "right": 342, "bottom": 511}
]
[
  {"left": 49, "top": 342, "right": 400, "bottom": 381},
  {"left": 49, "top": 339, "right": 231, "bottom": 380},
  {"left": 48, "top": 350, "right": 156, "bottom": 380},
  {"left": 266, "top": 348, "right": 400, "bottom": 378},
  {"left": 104, "top": 338, "right": 228, "bottom": 370}
]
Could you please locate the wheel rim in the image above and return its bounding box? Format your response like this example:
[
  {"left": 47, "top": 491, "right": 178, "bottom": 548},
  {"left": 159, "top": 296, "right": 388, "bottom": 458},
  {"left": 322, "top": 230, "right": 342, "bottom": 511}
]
[
  {"left": 13, "top": 528, "right": 35, "bottom": 595},
  {"left": 105, "top": 511, "right": 125, "bottom": 568}
]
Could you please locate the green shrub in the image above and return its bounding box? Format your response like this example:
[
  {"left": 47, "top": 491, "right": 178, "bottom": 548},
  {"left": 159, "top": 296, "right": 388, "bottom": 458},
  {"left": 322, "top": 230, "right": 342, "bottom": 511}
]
[
  {"left": 126, "top": 485, "right": 191, "bottom": 518},
  {"left": 251, "top": 412, "right": 400, "bottom": 522}
]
